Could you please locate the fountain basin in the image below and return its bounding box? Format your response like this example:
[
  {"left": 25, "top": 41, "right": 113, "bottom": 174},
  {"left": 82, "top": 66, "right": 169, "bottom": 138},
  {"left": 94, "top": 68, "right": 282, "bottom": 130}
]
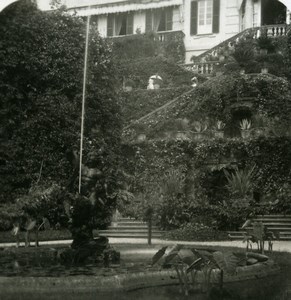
[{"left": 0, "top": 258, "right": 282, "bottom": 300}]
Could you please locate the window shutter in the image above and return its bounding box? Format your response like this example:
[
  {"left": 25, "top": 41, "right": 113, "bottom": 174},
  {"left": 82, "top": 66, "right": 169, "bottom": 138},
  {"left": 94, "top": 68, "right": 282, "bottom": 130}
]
[
  {"left": 165, "top": 7, "right": 173, "bottom": 31},
  {"left": 190, "top": 1, "right": 198, "bottom": 35},
  {"left": 126, "top": 13, "right": 134, "bottom": 34},
  {"left": 107, "top": 14, "right": 114, "bottom": 37},
  {"left": 212, "top": 0, "right": 220, "bottom": 33},
  {"left": 145, "top": 10, "right": 152, "bottom": 32}
]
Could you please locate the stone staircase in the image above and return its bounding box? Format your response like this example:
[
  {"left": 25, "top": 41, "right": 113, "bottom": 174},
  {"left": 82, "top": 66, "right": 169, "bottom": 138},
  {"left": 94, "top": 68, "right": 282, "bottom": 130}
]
[
  {"left": 183, "top": 24, "right": 291, "bottom": 75},
  {"left": 228, "top": 214, "right": 291, "bottom": 240},
  {"left": 99, "top": 218, "right": 163, "bottom": 239}
]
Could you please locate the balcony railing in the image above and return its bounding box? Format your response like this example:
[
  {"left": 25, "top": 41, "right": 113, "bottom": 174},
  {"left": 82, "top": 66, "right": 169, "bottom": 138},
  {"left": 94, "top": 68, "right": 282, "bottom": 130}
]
[
  {"left": 156, "top": 30, "right": 184, "bottom": 42},
  {"left": 107, "top": 30, "right": 184, "bottom": 41},
  {"left": 184, "top": 61, "right": 220, "bottom": 74},
  {"left": 184, "top": 24, "right": 291, "bottom": 75}
]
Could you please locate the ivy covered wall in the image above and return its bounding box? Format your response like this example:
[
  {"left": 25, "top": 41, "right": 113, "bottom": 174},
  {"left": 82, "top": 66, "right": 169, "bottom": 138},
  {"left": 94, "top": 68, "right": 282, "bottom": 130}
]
[
  {"left": 121, "top": 137, "right": 291, "bottom": 230},
  {"left": 123, "top": 73, "right": 291, "bottom": 140}
]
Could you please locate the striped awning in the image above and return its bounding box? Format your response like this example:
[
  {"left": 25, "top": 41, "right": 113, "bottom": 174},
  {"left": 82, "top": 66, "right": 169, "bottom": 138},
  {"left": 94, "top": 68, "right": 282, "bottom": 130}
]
[
  {"left": 278, "top": 0, "right": 291, "bottom": 10},
  {"left": 0, "top": 0, "right": 19, "bottom": 12},
  {"left": 67, "top": 0, "right": 183, "bottom": 16}
]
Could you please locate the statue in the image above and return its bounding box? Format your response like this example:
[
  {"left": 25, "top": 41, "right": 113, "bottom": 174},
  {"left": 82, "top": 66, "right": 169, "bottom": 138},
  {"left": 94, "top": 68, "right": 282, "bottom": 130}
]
[{"left": 147, "top": 78, "right": 154, "bottom": 90}]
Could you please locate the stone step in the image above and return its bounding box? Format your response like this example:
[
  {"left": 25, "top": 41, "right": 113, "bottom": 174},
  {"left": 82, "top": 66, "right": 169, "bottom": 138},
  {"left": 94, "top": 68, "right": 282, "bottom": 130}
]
[
  {"left": 255, "top": 215, "right": 291, "bottom": 218},
  {"left": 118, "top": 218, "right": 139, "bottom": 221},
  {"left": 107, "top": 226, "right": 159, "bottom": 231},
  {"left": 244, "top": 227, "right": 291, "bottom": 231},
  {"left": 243, "top": 224, "right": 291, "bottom": 229},
  {"left": 253, "top": 218, "right": 291, "bottom": 222},
  {"left": 116, "top": 221, "right": 147, "bottom": 226},
  {"left": 228, "top": 231, "right": 291, "bottom": 240},
  {"left": 101, "top": 229, "right": 163, "bottom": 234}
]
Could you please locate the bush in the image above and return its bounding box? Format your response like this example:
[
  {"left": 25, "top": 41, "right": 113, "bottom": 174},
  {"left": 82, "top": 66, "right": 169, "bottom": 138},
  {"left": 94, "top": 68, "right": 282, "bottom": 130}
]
[
  {"left": 163, "top": 222, "right": 228, "bottom": 241},
  {"left": 111, "top": 31, "right": 185, "bottom": 63}
]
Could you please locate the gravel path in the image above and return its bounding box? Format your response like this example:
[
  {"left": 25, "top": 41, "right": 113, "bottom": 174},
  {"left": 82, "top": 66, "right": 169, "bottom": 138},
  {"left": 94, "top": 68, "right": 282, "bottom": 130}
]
[{"left": 1, "top": 238, "right": 291, "bottom": 253}]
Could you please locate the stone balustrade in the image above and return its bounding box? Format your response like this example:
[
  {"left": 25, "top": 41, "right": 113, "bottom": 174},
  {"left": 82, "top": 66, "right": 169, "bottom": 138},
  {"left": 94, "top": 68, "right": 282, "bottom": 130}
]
[
  {"left": 184, "top": 24, "right": 290, "bottom": 75},
  {"left": 184, "top": 61, "right": 219, "bottom": 75}
]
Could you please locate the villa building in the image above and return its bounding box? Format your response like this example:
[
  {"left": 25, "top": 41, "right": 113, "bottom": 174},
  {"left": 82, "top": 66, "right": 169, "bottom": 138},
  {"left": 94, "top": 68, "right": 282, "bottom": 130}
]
[{"left": 37, "top": 0, "right": 291, "bottom": 63}]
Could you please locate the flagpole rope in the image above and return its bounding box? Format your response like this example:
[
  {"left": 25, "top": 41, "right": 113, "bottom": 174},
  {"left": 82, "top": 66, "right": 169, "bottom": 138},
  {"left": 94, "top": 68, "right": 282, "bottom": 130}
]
[{"left": 79, "top": 14, "right": 91, "bottom": 194}]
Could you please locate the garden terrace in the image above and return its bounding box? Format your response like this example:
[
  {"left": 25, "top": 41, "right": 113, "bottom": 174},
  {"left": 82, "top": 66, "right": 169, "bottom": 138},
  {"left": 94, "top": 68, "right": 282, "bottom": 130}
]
[{"left": 123, "top": 73, "right": 291, "bottom": 142}]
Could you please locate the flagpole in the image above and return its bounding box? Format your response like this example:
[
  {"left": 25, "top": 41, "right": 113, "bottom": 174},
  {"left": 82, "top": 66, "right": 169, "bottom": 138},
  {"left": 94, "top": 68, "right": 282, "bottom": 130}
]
[{"left": 79, "top": 14, "right": 91, "bottom": 194}]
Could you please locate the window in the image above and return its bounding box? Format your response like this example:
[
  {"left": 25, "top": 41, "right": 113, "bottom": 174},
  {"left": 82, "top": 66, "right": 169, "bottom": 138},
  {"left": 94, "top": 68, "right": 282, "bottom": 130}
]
[
  {"left": 107, "top": 13, "right": 133, "bottom": 37},
  {"left": 198, "top": 0, "right": 213, "bottom": 34},
  {"left": 145, "top": 7, "right": 173, "bottom": 32},
  {"left": 191, "top": 0, "right": 220, "bottom": 35}
]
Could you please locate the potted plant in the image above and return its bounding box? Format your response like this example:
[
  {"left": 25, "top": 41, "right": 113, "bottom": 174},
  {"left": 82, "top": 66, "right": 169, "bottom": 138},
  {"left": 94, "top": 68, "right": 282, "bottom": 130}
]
[
  {"left": 191, "top": 121, "right": 208, "bottom": 140},
  {"left": 232, "top": 38, "right": 255, "bottom": 74},
  {"left": 213, "top": 120, "right": 225, "bottom": 138},
  {"left": 240, "top": 119, "right": 252, "bottom": 138},
  {"left": 224, "top": 166, "right": 255, "bottom": 208}
]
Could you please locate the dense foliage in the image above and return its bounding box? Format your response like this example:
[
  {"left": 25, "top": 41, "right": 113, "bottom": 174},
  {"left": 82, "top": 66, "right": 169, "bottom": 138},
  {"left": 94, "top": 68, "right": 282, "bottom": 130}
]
[
  {"left": 111, "top": 31, "right": 185, "bottom": 63},
  {"left": 123, "top": 73, "right": 291, "bottom": 140},
  {"left": 118, "top": 87, "right": 190, "bottom": 125},
  {"left": 163, "top": 222, "right": 228, "bottom": 241},
  {"left": 0, "top": 1, "right": 121, "bottom": 229},
  {"left": 120, "top": 137, "right": 291, "bottom": 230}
]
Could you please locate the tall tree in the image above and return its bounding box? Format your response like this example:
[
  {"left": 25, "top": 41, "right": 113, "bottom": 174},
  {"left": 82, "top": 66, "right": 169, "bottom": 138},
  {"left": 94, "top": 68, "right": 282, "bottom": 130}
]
[{"left": 0, "top": 0, "right": 121, "bottom": 228}]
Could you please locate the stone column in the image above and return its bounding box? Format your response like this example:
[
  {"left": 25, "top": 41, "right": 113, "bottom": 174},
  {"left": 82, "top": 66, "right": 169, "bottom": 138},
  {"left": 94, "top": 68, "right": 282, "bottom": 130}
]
[{"left": 244, "top": 0, "right": 254, "bottom": 29}]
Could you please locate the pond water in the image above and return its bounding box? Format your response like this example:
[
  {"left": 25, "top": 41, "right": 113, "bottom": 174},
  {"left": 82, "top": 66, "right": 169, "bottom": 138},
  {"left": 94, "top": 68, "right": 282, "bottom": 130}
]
[{"left": 0, "top": 246, "right": 290, "bottom": 300}]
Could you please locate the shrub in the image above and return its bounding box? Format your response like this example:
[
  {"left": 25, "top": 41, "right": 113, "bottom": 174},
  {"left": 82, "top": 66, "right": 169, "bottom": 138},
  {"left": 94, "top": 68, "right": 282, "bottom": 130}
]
[
  {"left": 0, "top": 1, "right": 121, "bottom": 227},
  {"left": 111, "top": 31, "right": 185, "bottom": 63},
  {"left": 163, "top": 222, "right": 228, "bottom": 241}
]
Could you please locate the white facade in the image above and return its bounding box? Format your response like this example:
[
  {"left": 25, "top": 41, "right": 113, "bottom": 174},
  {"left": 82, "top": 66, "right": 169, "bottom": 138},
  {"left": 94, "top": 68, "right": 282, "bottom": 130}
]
[{"left": 37, "top": 0, "right": 289, "bottom": 63}]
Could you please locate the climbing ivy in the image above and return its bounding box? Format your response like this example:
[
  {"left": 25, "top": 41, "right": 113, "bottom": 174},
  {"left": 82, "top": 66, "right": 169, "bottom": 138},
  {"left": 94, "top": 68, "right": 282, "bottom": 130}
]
[{"left": 121, "top": 137, "right": 291, "bottom": 229}]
